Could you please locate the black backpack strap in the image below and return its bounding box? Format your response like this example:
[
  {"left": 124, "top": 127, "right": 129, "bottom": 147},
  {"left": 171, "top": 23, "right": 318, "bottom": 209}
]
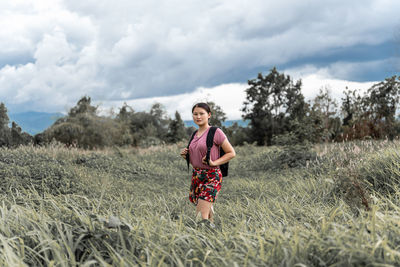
[
  {"left": 205, "top": 127, "right": 218, "bottom": 165},
  {"left": 186, "top": 130, "right": 197, "bottom": 171}
]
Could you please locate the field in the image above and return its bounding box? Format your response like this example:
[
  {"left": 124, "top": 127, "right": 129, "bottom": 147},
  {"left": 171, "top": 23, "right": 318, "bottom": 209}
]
[{"left": 0, "top": 141, "right": 400, "bottom": 266}]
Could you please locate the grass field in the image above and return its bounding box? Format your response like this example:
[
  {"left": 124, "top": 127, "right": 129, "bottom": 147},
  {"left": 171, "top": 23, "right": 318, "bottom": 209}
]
[{"left": 0, "top": 140, "right": 400, "bottom": 266}]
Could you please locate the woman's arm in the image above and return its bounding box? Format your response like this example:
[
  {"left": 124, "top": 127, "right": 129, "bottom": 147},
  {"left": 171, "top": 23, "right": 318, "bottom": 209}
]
[
  {"left": 180, "top": 147, "right": 189, "bottom": 159},
  {"left": 202, "top": 139, "right": 236, "bottom": 166}
]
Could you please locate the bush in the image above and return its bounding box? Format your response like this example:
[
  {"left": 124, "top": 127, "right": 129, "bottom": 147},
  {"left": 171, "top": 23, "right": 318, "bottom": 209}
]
[
  {"left": 232, "top": 144, "right": 317, "bottom": 174},
  {"left": 360, "top": 148, "right": 400, "bottom": 194},
  {"left": 271, "top": 133, "right": 300, "bottom": 146},
  {"left": 332, "top": 168, "right": 370, "bottom": 211},
  {"left": 266, "top": 145, "right": 317, "bottom": 170},
  {"left": 330, "top": 146, "right": 400, "bottom": 211}
]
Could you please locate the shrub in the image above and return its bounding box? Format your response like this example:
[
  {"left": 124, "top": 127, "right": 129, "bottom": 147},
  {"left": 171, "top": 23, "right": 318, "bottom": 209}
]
[
  {"left": 232, "top": 144, "right": 317, "bottom": 174},
  {"left": 332, "top": 168, "right": 370, "bottom": 211},
  {"left": 330, "top": 146, "right": 400, "bottom": 211},
  {"left": 360, "top": 148, "right": 400, "bottom": 194},
  {"left": 266, "top": 145, "right": 317, "bottom": 170}
]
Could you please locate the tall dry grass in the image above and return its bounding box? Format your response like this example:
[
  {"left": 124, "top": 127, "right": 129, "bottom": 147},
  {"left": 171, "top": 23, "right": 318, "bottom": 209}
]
[{"left": 0, "top": 141, "right": 399, "bottom": 265}]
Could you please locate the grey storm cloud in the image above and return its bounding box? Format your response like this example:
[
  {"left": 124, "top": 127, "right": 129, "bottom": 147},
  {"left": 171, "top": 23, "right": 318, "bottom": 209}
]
[{"left": 0, "top": 0, "right": 399, "bottom": 112}]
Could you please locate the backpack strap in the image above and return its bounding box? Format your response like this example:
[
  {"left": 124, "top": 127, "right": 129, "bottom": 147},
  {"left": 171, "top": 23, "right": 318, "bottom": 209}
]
[
  {"left": 186, "top": 130, "right": 198, "bottom": 171},
  {"left": 205, "top": 126, "right": 218, "bottom": 165}
]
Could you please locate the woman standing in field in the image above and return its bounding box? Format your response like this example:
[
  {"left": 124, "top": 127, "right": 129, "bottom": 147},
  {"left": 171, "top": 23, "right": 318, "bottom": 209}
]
[{"left": 180, "top": 103, "right": 236, "bottom": 227}]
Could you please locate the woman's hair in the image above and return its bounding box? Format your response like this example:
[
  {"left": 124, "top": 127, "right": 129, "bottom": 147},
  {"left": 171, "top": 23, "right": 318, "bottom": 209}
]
[{"left": 192, "top": 102, "right": 211, "bottom": 114}]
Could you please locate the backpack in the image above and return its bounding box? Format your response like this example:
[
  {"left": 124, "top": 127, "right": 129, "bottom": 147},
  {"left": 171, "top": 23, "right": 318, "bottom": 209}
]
[{"left": 186, "top": 126, "right": 229, "bottom": 177}]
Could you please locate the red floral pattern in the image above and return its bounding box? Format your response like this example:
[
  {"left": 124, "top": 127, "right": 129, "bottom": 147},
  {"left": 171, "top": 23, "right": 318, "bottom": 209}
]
[{"left": 189, "top": 167, "right": 222, "bottom": 204}]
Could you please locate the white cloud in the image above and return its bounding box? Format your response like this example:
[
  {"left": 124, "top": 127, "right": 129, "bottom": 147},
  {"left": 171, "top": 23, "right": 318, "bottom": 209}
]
[
  {"left": 285, "top": 62, "right": 382, "bottom": 99},
  {"left": 301, "top": 74, "right": 376, "bottom": 101},
  {"left": 0, "top": 0, "right": 399, "bottom": 113},
  {"left": 100, "top": 83, "right": 247, "bottom": 120},
  {"left": 99, "top": 71, "right": 377, "bottom": 121}
]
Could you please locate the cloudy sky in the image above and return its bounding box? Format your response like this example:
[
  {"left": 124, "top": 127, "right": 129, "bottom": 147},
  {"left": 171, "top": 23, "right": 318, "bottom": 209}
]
[{"left": 0, "top": 0, "right": 399, "bottom": 120}]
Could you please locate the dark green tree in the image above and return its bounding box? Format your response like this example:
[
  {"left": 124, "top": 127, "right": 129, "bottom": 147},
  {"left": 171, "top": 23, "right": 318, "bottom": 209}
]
[
  {"left": 117, "top": 103, "right": 134, "bottom": 122},
  {"left": 365, "top": 76, "right": 400, "bottom": 139},
  {"left": 341, "top": 87, "right": 359, "bottom": 126},
  {"left": 223, "top": 122, "right": 251, "bottom": 146},
  {"left": 121, "top": 103, "right": 171, "bottom": 147},
  {"left": 167, "top": 111, "right": 186, "bottom": 143},
  {"left": 207, "top": 101, "right": 227, "bottom": 127},
  {"left": 11, "top": 121, "right": 24, "bottom": 146},
  {"left": 68, "top": 96, "right": 97, "bottom": 117},
  {"left": 242, "top": 67, "right": 306, "bottom": 145},
  {"left": 310, "top": 86, "right": 341, "bottom": 142},
  {"left": 0, "top": 103, "right": 9, "bottom": 128},
  {"left": 0, "top": 103, "right": 11, "bottom": 146},
  {"left": 0, "top": 103, "right": 33, "bottom": 147},
  {"left": 339, "top": 87, "right": 371, "bottom": 141},
  {"left": 116, "top": 103, "right": 135, "bottom": 145},
  {"left": 41, "top": 97, "right": 119, "bottom": 148},
  {"left": 149, "top": 103, "right": 169, "bottom": 141}
]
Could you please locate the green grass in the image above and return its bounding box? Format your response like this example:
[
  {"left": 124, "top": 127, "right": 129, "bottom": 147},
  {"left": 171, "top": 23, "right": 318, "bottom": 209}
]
[{"left": 0, "top": 141, "right": 399, "bottom": 266}]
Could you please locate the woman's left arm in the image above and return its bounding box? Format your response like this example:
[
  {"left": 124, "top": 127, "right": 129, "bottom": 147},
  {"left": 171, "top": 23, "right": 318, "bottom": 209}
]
[{"left": 204, "top": 139, "right": 236, "bottom": 167}]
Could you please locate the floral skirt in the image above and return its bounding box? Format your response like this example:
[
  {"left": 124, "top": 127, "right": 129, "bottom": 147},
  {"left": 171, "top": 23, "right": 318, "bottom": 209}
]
[{"left": 189, "top": 167, "right": 223, "bottom": 205}]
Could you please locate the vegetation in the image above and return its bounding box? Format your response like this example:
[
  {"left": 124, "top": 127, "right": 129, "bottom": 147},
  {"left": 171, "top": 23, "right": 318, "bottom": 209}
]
[
  {"left": 242, "top": 67, "right": 307, "bottom": 146},
  {"left": 0, "top": 141, "right": 399, "bottom": 265},
  {"left": 1, "top": 69, "right": 400, "bottom": 149},
  {"left": 242, "top": 69, "right": 400, "bottom": 146},
  {"left": 0, "top": 103, "right": 32, "bottom": 147}
]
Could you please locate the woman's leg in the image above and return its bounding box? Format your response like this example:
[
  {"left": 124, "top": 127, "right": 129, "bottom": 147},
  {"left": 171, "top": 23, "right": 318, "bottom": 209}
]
[
  {"left": 209, "top": 205, "right": 214, "bottom": 222},
  {"left": 196, "top": 199, "right": 213, "bottom": 221}
]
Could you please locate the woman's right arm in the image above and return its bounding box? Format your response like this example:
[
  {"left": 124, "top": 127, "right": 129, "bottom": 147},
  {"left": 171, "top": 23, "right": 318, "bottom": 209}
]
[{"left": 180, "top": 148, "right": 189, "bottom": 159}]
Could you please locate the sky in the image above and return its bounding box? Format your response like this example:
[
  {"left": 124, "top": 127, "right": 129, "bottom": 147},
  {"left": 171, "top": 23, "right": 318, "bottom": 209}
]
[{"left": 0, "top": 0, "right": 399, "bottom": 120}]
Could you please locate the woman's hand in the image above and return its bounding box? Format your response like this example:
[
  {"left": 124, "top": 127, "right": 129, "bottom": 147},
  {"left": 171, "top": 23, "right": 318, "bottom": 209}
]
[
  {"left": 202, "top": 156, "right": 216, "bottom": 167},
  {"left": 180, "top": 148, "right": 189, "bottom": 159}
]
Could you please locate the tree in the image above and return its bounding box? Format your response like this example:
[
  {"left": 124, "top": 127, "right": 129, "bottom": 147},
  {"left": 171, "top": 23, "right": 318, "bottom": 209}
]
[
  {"left": 365, "top": 76, "right": 400, "bottom": 139},
  {"left": 338, "top": 76, "right": 400, "bottom": 141},
  {"left": 339, "top": 87, "right": 371, "bottom": 141},
  {"left": 150, "top": 103, "right": 168, "bottom": 124},
  {"left": 0, "top": 103, "right": 9, "bottom": 128},
  {"left": 11, "top": 121, "right": 24, "bottom": 146},
  {"left": 0, "top": 103, "right": 33, "bottom": 147},
  {"left": 310, "top": 86, "right": 341, "bottom": 141},
  {"left": 207, "top": 101, "right": 227, "bottom": 127},
  {"left": 223, "top": 122, "right": 250, "bottom": 146},
  {"left": 117, "top": 103, "right": 134, "bottom": 122},
  {"left": 116, "top": 103, "right": 135, "bottom": 145},
  {"left": 167, "top": 111, "right": 186, "bottom": 143},
  {"left": 149, "top": 103, "right": 169, "bottom": 141},
  {"left": 42, "top": 97, "right": 119, "bottom": 148},
  {"left": 242, "top": 67, "right": 306, "bottom": 145},
  {"left": 0, "top": 103, "right": 11, "bottom": 146},
  {"left": 116, "top": 102, "right": 172, "bottom": 147},
  {"left": 341, "top": 87, "right": 361, "bottom": 126},
  {"left": 68, "top": 96, "right": 97, "bottom": 117}
]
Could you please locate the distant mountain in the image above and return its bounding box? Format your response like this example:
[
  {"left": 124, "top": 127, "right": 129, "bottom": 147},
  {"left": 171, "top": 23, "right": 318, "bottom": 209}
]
[
  {"left": 9, "top": 111, "right": 64, "bottom": 135},
  {"left": 184, "top": 119, "right": 249, "bottom": 128}
]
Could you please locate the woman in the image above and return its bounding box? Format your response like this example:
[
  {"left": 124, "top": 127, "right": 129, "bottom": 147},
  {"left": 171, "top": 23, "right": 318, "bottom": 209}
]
[{"left": 180, "top": 103, "right": 236, "bottom": 226}]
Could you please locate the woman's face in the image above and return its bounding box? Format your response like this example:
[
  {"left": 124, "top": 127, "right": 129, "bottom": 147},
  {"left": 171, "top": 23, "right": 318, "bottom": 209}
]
[{"left": 192, "top": 107, "right": 211, "bottom": 126}]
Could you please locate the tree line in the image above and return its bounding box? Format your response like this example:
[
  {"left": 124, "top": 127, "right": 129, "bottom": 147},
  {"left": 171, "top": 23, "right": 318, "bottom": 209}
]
[
  {"left": 0, "top": 67, "right": 399, "bottom": 148},
  {"left": 242, "top": 68, "right": 400, "bottom": 146}
]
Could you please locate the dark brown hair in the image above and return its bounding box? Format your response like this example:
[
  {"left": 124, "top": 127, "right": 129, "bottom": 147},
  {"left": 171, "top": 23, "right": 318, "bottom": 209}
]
[{"left": 192, "top": 102, "right": 211, "bottom": 114}]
